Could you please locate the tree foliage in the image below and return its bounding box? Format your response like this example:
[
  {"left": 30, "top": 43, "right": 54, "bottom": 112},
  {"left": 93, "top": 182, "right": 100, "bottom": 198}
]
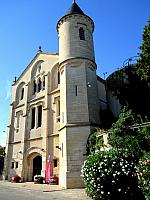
[
  {"left": 0, "top": 146, "right": 5, "bottom": 175},
  {"left": 82, "top": 149, "right": 144, "bottom": 200},
  {"left": 84, "top": 107, "right": 150, "bottom": 199},
  {"left": 107, "top": 66, "right": 150, "bottom": 119},
  {"left": 138, "top": 152, "right": 150, "bottom": 200},
  {"left": 136, "top": 19, "right": 150, "bottom": 86},
  {"left": 106, "top": 19, "right": 150, "bottom": 119},
  {"left": 109, "top": 107, "right": 150, "bottom": 158},
  {"left": 83, "top": 19, "right": 150, "bottom": 199},
  {"left": 86, "top": 129, "right": 104, "bottom": 155}
]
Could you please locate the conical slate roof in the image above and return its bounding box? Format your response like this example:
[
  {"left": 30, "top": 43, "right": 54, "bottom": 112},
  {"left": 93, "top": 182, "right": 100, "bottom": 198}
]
[
  {"left": 66, "top": 2, "right": 85, "bottom": 15},
  {"left": 57, "top": 1, "right": 94, "bottom": 32}
]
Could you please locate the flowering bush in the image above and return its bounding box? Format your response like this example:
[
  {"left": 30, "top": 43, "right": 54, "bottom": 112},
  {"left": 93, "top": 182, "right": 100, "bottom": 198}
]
[
  {"left": 12, "top": 175, "right": 21, "bottom": 183},
  {"left": 138, "top": 152, "right": 150, "bottom": 200},
  {"left": 81, "top": 149, "right": 144, "bottom": 200}
]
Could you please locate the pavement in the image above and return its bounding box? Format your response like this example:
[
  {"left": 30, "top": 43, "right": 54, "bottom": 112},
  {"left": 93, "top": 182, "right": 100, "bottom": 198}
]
[
  {"left": 0, "top": 181, "right": 91, "bottom": 200},
  {"left": 0, "top": 180, "right": 63, "bottom": 192}
]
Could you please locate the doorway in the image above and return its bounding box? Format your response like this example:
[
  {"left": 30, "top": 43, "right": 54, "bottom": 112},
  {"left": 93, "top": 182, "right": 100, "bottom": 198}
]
[{"left": 33, "top": 156, "right": 42, "bottom": 180}]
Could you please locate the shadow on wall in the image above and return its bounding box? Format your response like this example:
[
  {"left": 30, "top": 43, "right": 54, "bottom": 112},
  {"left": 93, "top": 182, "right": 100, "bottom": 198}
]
[{"left": 9, "top": 169, "right": 17, "bottom": 180}]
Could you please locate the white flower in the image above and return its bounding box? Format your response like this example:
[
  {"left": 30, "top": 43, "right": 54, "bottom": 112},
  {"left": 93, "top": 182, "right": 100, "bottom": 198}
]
[
  {"left": 101, "top": 191, "right": 104, "bottom": 194},
  {"left": 118, "top": 189, "right": 121, "bottom": 192}
]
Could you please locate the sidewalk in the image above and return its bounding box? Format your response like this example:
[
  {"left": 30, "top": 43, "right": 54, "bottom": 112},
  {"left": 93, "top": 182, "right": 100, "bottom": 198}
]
[
  {"left": 0, "top": 180, "right": 63, "bottom": 192},
  {"left": 0, "top": 180, "right": 91, "bottom": 200}
]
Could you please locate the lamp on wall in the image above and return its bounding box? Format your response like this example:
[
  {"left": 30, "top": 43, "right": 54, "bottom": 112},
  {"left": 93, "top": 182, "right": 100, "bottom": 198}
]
[
  {"left": 87, "top": 82, "right": 91, "bottom": 88},
  {"left": 56, "top": 146, "right": 61, "bottom": 150}
]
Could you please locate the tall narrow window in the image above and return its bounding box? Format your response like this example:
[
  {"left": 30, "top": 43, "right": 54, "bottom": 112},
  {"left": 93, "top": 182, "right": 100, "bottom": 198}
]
[
  {"left": 20, "top": 88, "right": 24, "bottom": 100},
  {"left": 56, "top": 99, "right": 60, "bottom": 122},
  {"left": 37, "top": 78, "right": 42, "bottom": 92},
  {"left": 16, "top": 162, "right": 18, "bottom": 169},
  {"left": 16, "top": 112, "right": 20, "bottom": 132},
  {"left": 37, "top": 105, "right": 42, "bottom": 127},
  {"left": 79, "top": 27, "right": 85, "bottom": 40},
  {"left": 11, "top": 162, "right": 14, "bottom": 169},
  {"left": 58, "top": 71, "right": 60, "bottom": 84},
  {"left": 33, "top": 80, "right": 36, "bottom": 94},
  {"left": 75, "top": 85, "right": 78, "bottom": 96},
  {"left": 31, "top": 108, "right": 35, "bottom": 129}
]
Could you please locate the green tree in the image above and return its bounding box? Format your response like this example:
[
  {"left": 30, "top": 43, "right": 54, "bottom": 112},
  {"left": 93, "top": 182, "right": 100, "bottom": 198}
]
[
  {"left": 0, "top": 146, "right": 5, "bottom": 175},
  {"left": 136, "top": 19, "right": 150, "bottom": 87},
  {"left": 109, "top": 107, "right": 150, "bottom": 158},
  {"left": 106, "top": 18, "right": 150, "bottom": 119}
]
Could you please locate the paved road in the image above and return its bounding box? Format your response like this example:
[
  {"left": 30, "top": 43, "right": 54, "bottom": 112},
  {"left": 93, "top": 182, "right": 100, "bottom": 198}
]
[{"left": 0, "top": 182, "right": 91, "bottom": 200}]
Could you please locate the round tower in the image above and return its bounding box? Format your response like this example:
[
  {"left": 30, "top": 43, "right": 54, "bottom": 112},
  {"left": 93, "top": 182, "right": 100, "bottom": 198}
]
[
  {"left": 57, "top": 2, "right": 100, "bottom": 189},
  {"left": 57, "top": 1, "right": 95, "bottom": 65}
]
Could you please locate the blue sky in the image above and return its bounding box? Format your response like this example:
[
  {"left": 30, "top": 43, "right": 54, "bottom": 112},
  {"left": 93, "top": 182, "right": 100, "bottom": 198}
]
[{"left": 0, "top": 0, "right": 150, "bottom": 146}]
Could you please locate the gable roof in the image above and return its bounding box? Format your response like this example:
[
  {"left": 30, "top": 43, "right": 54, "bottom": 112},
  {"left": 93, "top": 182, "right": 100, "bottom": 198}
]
[{"left": 13, "top": 52, "right": 58, "bottom": 86}]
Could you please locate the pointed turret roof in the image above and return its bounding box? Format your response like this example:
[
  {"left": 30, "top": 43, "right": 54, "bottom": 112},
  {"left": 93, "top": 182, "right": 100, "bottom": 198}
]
[
  {"left": 57, "top": 1, "right": 94, "bottom": 32},
  {"left": 66, "top": 2, "right": 85, "bottom": 15}
]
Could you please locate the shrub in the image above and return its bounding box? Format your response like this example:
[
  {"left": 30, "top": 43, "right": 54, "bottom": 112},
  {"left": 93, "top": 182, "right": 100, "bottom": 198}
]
[
  {"left": 81, "top": 148, "right": 144, "bottom": 200},
  {"left": 138, "top": 152, "right": 150, "bottom": 200},
  {"left": 12, "top": 175, "right": 21, "bottom": 183},
  {"left": 86, "top": 129, "right": 97, "bottom": 155}
]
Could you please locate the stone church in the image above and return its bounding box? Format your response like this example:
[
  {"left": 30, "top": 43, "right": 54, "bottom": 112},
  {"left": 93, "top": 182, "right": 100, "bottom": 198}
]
[{"left": 4, "top": 2, "right": 118, "bottom": 188}]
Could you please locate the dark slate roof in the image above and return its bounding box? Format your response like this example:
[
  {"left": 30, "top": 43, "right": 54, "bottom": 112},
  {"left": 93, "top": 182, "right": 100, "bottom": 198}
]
[{"left": 66, "top": 2, "right": 85, "bottom": 15}]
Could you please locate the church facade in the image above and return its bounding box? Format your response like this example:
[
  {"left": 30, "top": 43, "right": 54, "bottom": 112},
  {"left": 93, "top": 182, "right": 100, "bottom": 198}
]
[{"left": 4, "top": 2, "right": 116, "bottom": 188}]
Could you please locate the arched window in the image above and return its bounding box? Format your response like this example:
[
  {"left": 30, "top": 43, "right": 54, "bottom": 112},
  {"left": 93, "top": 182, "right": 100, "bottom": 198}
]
[
  {"left": 58, "top": 71, "right": 60, "bottom": 84},
  {"left": 37, "top": 78, "right": 42, "bottom": 93},
  {"left": 79, "top": 27, "right": 85, "bottom": 40},
  {"left": 20, "top": 88, "right": 24, "bottom": 100},
  {"left": 15, "top": 82, "right": 25, "bottom": 105},
  {"left": 33, "top": 80, "right": 36, "bottom": 95}
]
